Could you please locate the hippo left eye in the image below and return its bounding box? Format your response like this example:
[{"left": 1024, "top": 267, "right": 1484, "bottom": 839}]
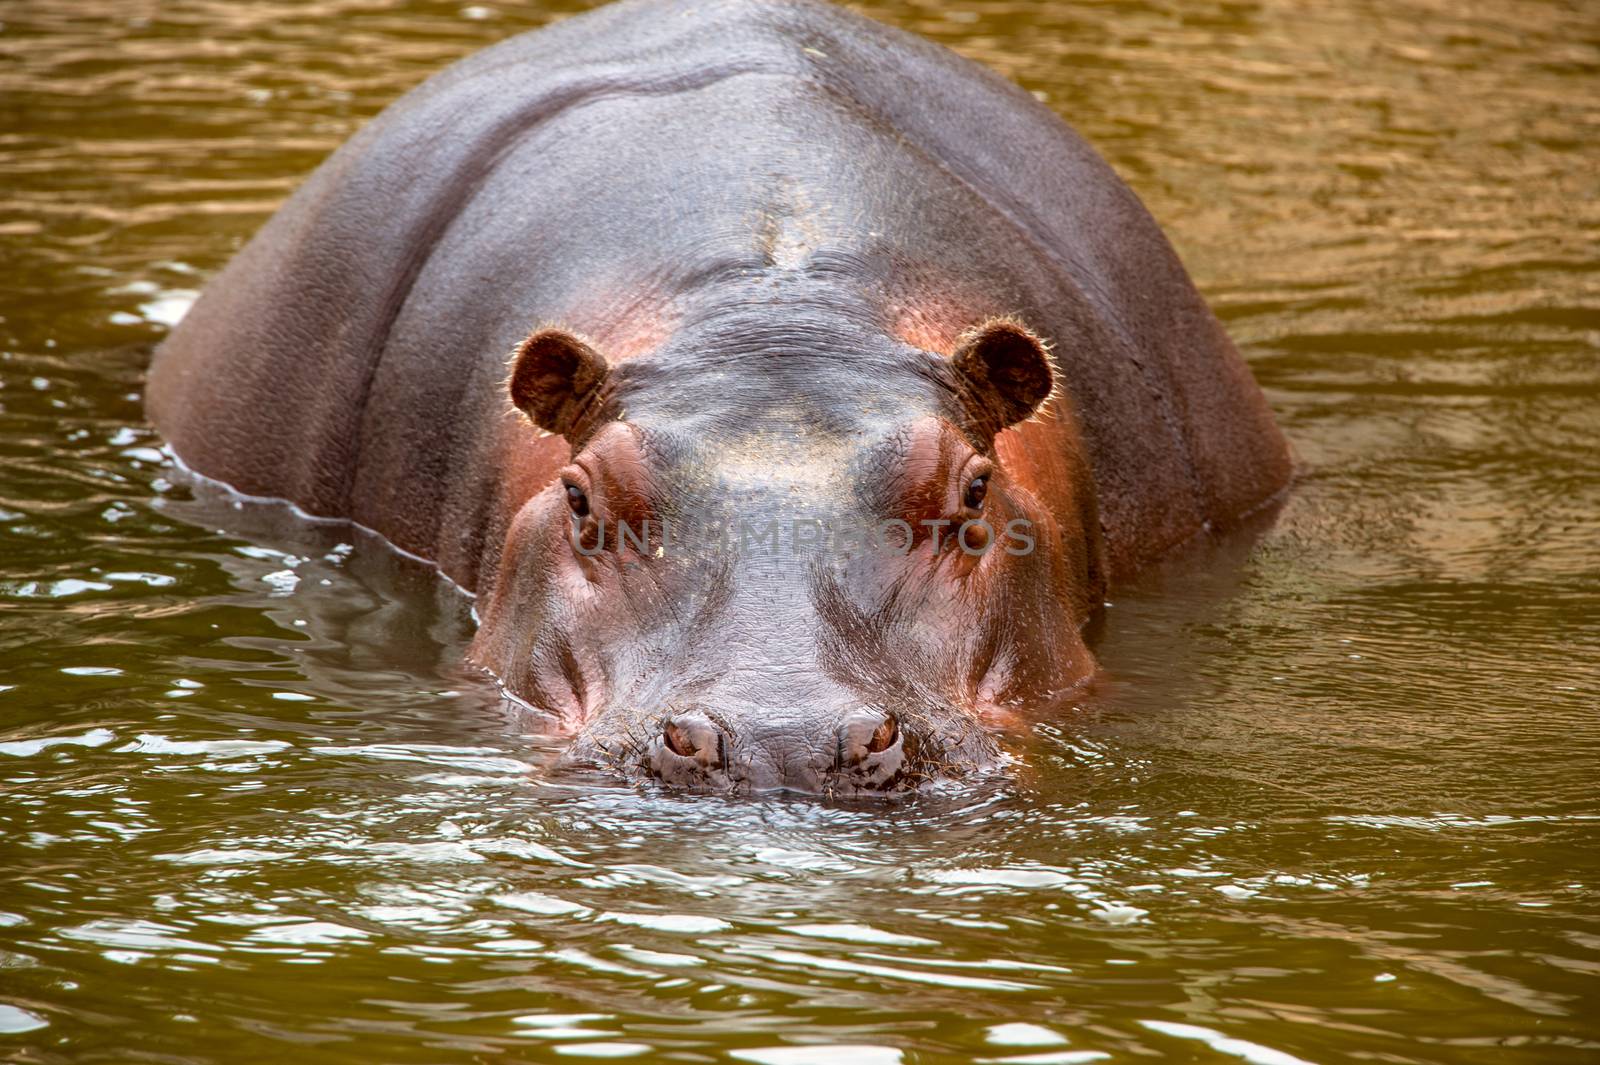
[
  {"left": 564, "top": 482, "right": 590, "bottom": 518},
  {"left": 964, "top": 475, "right": 988, "bottom": 510}
]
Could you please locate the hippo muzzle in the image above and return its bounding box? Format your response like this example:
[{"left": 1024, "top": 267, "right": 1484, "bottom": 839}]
[{"left": 565, "top": 702, "right": 1000, "bottom": 797}]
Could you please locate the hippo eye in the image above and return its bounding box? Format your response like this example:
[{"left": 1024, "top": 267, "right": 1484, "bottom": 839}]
[
  {"left": 963, "top": 475, "right": 988, "bottom": 511},
  {"left": 564, "top": 482, "right": 590, "bottom": 518}
]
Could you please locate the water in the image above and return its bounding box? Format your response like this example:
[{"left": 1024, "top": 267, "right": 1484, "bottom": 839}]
[{"left": 2, "top": 0, "right": 1597, "bottom": 1060}]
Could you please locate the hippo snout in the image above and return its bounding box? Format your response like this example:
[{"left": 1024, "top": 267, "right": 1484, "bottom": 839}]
[{"left": 579, "top": 705, "right": 987, "bottom": 797}]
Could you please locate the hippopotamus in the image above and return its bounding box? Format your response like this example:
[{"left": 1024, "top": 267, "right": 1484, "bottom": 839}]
[{"left": 146, "top": 0, "right": 1291, "bottom": 795}]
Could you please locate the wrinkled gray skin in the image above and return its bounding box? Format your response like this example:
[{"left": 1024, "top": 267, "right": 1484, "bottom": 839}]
[{"left": 146, "top": 0, "right": 1291, "bottom": 796}]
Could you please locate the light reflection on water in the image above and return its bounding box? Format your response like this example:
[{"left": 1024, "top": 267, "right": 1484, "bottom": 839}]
[{"left": 2, "top": 0, "right": 1598, "bottom": 1061}]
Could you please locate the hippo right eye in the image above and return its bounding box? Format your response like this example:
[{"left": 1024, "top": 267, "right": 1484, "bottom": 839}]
[
  {"left": 564, "top": 482, "right": 590, "bottom": 518},
  {"left": 964, "top": 475, "right": 988, "bottom": 511}
]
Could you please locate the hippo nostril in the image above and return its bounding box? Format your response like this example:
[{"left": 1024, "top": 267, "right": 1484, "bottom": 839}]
[
  {"left": 867, "top": 713, "right": 899, "bottom": 754},
  {"left": 659, "top": 713, "right": 725, "bottom": 769},
  {"left": 662, "top": 721, "right": 695, "bottom": 758},
  {"left": 839, "top": 709, "right": 902, "bottom": 768}
]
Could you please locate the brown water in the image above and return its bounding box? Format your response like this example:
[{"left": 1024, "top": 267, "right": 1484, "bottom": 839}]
[{"left": 2, "top": 0, "right": 1598, "bottom": 1061}]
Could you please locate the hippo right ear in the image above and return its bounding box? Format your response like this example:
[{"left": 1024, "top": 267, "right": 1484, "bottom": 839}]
[{"left": 507, "top": 328, "right": 613, "bottom": 440}]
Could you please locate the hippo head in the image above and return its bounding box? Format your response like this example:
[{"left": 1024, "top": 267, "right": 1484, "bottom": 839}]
[{"left": 471, "top": 306, "right": 1102, "bottom": 796}]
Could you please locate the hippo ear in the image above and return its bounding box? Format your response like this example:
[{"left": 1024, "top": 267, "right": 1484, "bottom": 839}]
[
  {"left": 507, "top": 328, "right": 612, "bottom": 439},
  {"left": 950, "top": 319, "right": 1055, "bottom": 436}
]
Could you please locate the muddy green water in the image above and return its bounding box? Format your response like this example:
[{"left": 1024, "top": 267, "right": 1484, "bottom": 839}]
[{"left": 2, "top": 0, "right": 1598, "bottom": 1061}]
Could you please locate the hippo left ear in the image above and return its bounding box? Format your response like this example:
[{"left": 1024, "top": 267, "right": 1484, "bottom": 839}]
[
  {"left": 507, "top": 327, "right": 613, "bottom": 440},
  {"left": 949, "top": 319, "right": 1055, "bottom": 436}
]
